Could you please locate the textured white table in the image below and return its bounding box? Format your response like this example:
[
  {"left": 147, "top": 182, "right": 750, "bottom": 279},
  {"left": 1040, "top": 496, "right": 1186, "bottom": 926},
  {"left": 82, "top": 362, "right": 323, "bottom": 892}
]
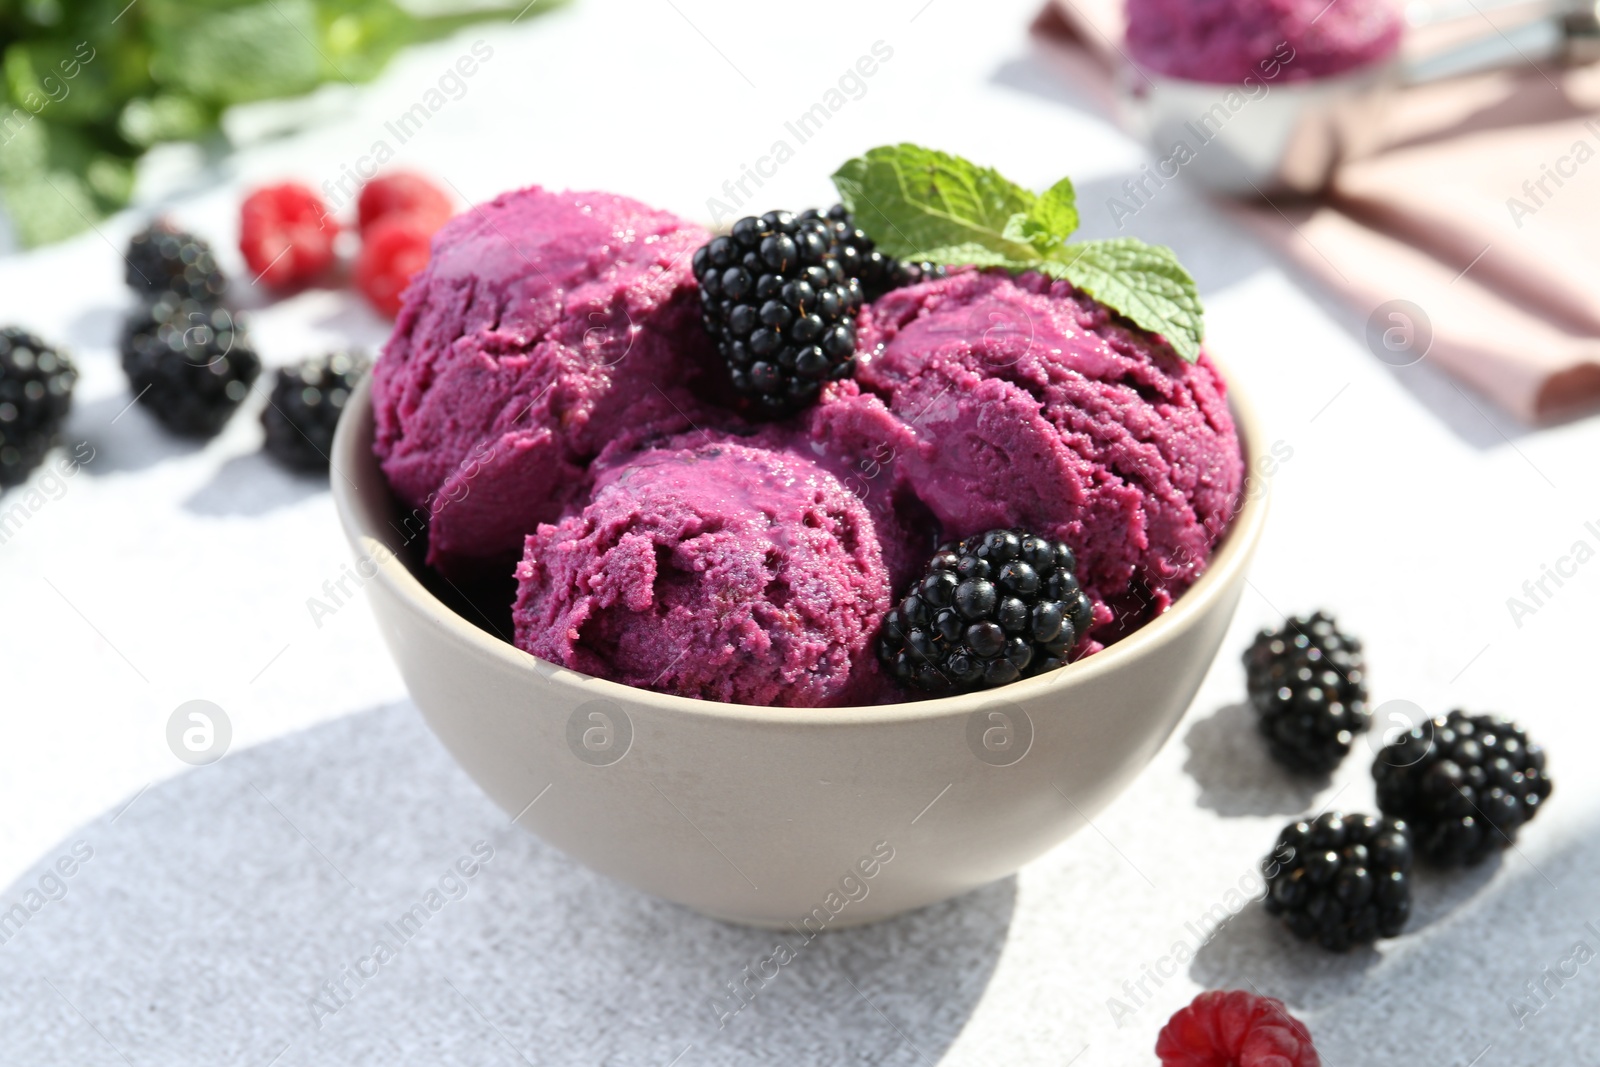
[{"left": 2, "top": 2, "right": 1597, "bottom": 1063}]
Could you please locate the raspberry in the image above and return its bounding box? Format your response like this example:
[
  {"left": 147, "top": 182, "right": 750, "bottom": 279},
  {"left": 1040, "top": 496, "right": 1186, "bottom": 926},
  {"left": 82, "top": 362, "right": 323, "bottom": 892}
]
[
  {"left": 239, "top": 182, "right": 336, "bottom": 290},
  {"left": 1157, "top": 990, "right": 1320, "bottom": 1067},
  {"left": 355, "top": 214, "right": 437, "bottom": 317},
  {"left": 357, "top": 172, "right": 452, "bottom": 236}
]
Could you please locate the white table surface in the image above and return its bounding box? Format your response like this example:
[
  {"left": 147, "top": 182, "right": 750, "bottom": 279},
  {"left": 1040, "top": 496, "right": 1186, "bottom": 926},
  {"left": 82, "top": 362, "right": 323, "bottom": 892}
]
[{"left": 2, "top": 2, "right": 1597, "bottom": 1063}]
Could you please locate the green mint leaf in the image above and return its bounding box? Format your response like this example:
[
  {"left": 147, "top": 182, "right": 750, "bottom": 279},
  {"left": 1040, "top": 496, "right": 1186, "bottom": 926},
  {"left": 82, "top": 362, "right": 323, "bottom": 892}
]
[
  {"left": 1020, "top": 176, "right": 1078, "bottom": 257},
  {"left": 1044, "top": 238, "right": 1204, "bottom": 362},
  {"left": 914, "top": 243, "right": 1029, "bottom": 269},
  {"left": 832, "top": 144, "right": 1204, "bottom": 359},
  {"left": 1000, "top": 212, "right": 1032, "bottom": 245},
  {"left": 832, "top": 143, "right": 1038, "bottom": 264}
]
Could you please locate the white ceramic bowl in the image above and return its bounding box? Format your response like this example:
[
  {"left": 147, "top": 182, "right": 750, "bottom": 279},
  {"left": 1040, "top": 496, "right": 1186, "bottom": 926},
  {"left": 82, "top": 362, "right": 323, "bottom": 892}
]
[
  {"left": 332, "top": 376, "right": 1268, "bottom": 927},
  {"left": 1117, "top": 62, "right": 1397, "bottom": 195}
]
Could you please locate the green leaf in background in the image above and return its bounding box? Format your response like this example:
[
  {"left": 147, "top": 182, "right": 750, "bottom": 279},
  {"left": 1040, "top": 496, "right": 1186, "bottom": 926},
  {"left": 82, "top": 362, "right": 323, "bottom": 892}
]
[
  {"left": 85, "top": 152, "right": 134, "bottom": 204},
  {"left": 147, "top": 0, "right": 325, "bottom": 106},
  {"left": 0, "top": 0, "right": 566, "bottom": 247},
  {"left": 0, "top": 119, "right": 106, "bottom": 246},
  {"left": 5, "top": 37, "right": 148, "bottom": 127},
  {"left": 1043, "top": 239, "right": 1203, "bottom": 363},
  {"left": 0, "top": 107, "right": 49, "bottom": 186},
  {"left": 315, "top": 0, "right": 416, "bottom": 83},
  {"left": 831, "top": 144, "right": 1205, "bottom": 362},
  {"left": 832, "top": 143, "right": 1040, "bottom": 266},
  {"left": 117, "top": 94, "right": 217, "bottom": 148}
]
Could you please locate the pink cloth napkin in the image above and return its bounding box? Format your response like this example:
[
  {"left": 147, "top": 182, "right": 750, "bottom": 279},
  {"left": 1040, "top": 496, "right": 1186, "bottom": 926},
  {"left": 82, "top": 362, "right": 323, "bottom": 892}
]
[{"left": 1036, "top": 1, "right": 1600, "bottom": 421}]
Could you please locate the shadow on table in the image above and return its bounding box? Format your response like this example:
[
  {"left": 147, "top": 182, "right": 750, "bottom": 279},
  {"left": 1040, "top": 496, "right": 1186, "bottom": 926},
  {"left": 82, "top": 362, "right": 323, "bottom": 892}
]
[
  {"left": 1187, "top": 902, "right": 1384, "bottom": 1010},
  {"left": 65, "top": 302, "right": 126, "bottom": 352},
  {"left": 1181, "top": 702, "right": 1328, "bottom": 818},
  {"left": 67, "top": 390, "right": 203, "bottom": 476},
  {"left": 183, "top": 450, "right": 326, "bottom": 517},
  {"left": 1189, "top": 814, "right": 1590, "bottom": 1063},
  {"left": 990, "top": 53, "right": 1110, "bottom": 123},
  {"left": 1185, "top": 853, "right": 1505, "bottom": 1010},
  {"left": 307, "top": 293, "right": 394, "bottom": 353},
  {"left": 1071, "top": 177, "right": 1280, "bottom": 293},
  {"left": 0, "top": 703, "right": 1013, "bottom": 1067}
]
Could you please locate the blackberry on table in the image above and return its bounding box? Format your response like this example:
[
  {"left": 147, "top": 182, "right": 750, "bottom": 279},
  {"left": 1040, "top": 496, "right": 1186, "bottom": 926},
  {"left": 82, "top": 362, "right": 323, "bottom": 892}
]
[
  {"left": 1244, "top": 611, "right": 1370, "bottom": 773},
  {"left": 693, "top": 210, "right": 862, "bottom": 414},
  {"left": 878, "top": 528, "right": 1094, "bottom": 694},
  {"left": 1263, "top": 811, "right": 1413, "bottom": 951},
  {"left": 262, "top": 352, "right": 367, "bottom": 470},
  {"left": 1374, "top": 710, "right": 1551, "bottom": 866},
  {"left": 120, "top": 295, "right": 260, "bottom": 438},
  {"left": 801, "top": 204, "right": 947, "bottom": 300},
  {"left": 124, "top": 220, "right": 228, "bottom": 304},
  {"left": 0, "top": 327, "right": 77, "bottom": 489}
]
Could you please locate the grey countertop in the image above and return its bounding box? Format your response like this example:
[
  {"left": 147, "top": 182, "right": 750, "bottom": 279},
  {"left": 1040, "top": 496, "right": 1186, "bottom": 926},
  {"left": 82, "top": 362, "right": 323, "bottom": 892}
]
[{"left": 2, "top": 1, "right": 1596, "bottom": 1062}]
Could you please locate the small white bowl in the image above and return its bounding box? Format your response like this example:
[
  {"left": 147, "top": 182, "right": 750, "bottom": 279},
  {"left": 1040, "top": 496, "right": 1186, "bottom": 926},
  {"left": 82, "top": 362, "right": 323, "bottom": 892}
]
[
  {"left": 1117, "top": 61, "right": 1398, "bottom": 195},
  {"left": 332, "top": 374, "right": 1268, "bottom": 927}
]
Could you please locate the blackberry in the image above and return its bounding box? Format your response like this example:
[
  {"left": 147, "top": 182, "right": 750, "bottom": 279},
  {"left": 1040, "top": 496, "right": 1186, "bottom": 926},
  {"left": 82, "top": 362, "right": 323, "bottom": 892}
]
[
  {"left": 693, "top": 210, "right": 862, "bottom": 414},
  {"left": 1244, "top": 611, "right": 1370, "bottom": 773},
  {"left": 1263, "top": 811, "right": 1413, "bottom": 951},
  {"left": 120, "top": 295, "right": 260, "bottom": 437},
  {"left": 1374, "top": 710, "right": 1551, "bottom": 866},
  {"left": 124, "top": 220, "right": 228, "bottom": 304},
  {"left": 877, "top": 528, "right": 1094, "bottom": 693},
  {"left": 0, "top": 327, "right": 77, "bottom": 489},
  {"left": 800, "top": 205, "right": 947, "bottom": 299},
  {"left": 262, "top": 352, "right": 367, "bottom": 470}
]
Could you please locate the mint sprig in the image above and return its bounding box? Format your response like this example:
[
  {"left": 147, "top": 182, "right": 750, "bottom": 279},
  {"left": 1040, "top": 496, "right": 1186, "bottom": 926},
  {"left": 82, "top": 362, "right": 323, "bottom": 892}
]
[{"left": 831, "top": 144, "right": 1204, "bottom": 362}]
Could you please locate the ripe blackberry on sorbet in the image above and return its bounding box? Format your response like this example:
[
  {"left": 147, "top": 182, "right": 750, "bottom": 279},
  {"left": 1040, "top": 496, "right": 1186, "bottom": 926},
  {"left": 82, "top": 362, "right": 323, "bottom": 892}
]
[
  {"left": 1263, "top": 811, "right": 1413, "bottom": 952},
  {"left": 1244, "top": 611, "right": 1370, "bottom": 773},
  {"left": 1374, "top": 710, "right": 1551, "bottom": 866},
  {"left": 120, "top": 295, "right": 260, "bottom": 437},
  {"left": 124, "top": 220, "right": 228, "bottom": 304},
  {"left": 693, "top": 210, "right": 862, "bottom": 414},
  {"left": 799, "top": 204, "right": 947, "bottom": 299},
  {"left": 692, "top": 205, "right": 946, "bottom": 414},
  {"left": 262, "top": 352, "right": 367, "bottom": 470},
  {"left": 878, "top": 529, "right": 1094, "bottom": 693},
  {"left": 0, "top": 327, "right": 77, "bottom": 489}
]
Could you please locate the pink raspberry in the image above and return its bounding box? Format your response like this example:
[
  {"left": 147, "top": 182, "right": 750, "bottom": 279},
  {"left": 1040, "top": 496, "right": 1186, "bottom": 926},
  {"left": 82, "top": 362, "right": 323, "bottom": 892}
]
[
  {"left": 355, "top": 214, "right": 436, "bottom": 318},
  {"left": 1156, "top": 990, "right": 1320, "bottom": 1067},
  {"left": 239, "top": 182, "right": 336, "bottom": 290},
  {"left": 357, "top": 172, "right": 452, "bottom": 236}
]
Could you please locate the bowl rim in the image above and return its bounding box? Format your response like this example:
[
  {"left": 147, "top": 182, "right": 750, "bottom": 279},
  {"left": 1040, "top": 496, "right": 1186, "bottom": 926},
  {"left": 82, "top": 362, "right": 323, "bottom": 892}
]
[
  {"left": 1121, "top": 54, "right": 1400, "bottom": 96},
  {"left": 332, "top": 362, "right": 1268, "bottom": 727}
]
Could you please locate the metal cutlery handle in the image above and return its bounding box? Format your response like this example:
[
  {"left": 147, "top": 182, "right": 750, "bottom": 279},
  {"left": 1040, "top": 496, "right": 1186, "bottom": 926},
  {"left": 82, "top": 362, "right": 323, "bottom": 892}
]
[{"left": 1402, "top": 0, "right": 1600, "bottom": 83}]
